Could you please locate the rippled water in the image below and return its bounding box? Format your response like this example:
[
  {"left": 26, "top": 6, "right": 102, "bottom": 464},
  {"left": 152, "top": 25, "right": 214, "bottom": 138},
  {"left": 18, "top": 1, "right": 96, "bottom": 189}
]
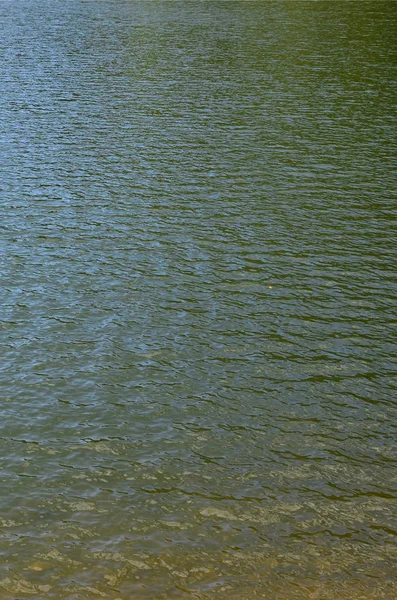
[{"left": 1, "top": 1, "right": 396, "bottom": 598}]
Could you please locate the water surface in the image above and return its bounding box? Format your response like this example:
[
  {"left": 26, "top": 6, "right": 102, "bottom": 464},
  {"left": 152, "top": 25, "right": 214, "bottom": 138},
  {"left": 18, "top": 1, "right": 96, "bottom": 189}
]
[{"left": 1, "top": 1, "right": 396, "bottom": 598}]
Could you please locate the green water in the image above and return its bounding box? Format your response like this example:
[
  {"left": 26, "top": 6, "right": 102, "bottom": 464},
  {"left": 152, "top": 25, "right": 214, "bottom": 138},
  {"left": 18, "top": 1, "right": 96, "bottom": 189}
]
[{"left": 1, "top": 1, "right": 396, "bottom": 598}]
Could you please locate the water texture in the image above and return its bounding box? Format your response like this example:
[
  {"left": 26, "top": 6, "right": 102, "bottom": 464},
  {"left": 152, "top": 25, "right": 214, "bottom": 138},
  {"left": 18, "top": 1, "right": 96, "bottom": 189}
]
[{"left": 1, "top": 1, "right": 396, "bottom": 598}]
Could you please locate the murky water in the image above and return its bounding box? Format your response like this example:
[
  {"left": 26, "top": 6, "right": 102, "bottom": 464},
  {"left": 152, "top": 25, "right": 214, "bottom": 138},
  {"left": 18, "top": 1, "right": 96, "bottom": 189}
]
[{"left": 1, "top": 1, "right": 396, "bottom": 598}]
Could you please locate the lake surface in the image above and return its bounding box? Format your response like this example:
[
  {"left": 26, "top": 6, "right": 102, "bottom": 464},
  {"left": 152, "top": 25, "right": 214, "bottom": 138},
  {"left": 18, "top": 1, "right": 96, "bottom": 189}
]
[{"left": 1, "top": 1, "right": 396, "bottom": 598}]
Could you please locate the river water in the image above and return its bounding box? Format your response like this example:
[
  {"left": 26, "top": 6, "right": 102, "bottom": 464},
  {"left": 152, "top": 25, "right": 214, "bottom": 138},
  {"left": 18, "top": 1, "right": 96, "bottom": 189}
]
[{"left": 1, "top": 1, "right": 396, "bottom": 598}]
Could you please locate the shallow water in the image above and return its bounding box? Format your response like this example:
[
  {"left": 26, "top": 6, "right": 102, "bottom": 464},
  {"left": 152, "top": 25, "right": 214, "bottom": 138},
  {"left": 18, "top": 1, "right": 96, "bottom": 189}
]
[{"left": 1, "top": 1, "right": 396, "bottom": 598}]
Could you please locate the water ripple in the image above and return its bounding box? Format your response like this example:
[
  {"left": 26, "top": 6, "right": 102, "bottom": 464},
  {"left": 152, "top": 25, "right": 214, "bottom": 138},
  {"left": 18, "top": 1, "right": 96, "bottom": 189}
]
[{"left": 1, "top": 0, "right": 396, "bottom": 598}]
